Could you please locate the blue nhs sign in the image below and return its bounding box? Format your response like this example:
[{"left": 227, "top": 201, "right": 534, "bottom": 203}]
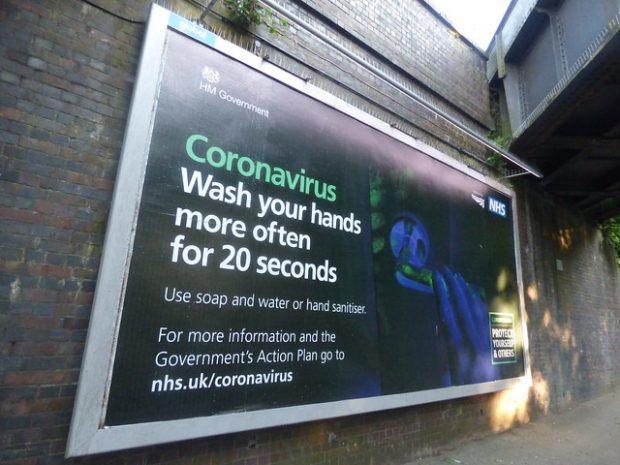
[{"left": 488, "top": 196, "right": 508, "bottom": 218}]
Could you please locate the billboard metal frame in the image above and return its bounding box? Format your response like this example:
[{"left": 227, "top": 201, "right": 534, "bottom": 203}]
[{"left": 66, "top": 4, "right": 531, "bottom": 457}]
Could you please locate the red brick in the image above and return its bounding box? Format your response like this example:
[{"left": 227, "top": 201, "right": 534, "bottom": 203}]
[
  {"left": 3, "top": 370, "right": 78, "bottom": 386},
  {"left": 0, "top": 105, "right": 23, "bottom": 120}
]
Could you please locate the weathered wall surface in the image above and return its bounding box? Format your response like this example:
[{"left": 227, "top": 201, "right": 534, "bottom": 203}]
[
  {"left": 1, "top": 1, "right": 619, "bottom": 464},
  {"left": 516, "top": 182, "right": 620, "bottom": 411}
]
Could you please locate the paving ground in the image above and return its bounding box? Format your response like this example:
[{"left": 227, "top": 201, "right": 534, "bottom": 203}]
[{"left": 409, "top": 384, "right": 620, "bottom": 465}]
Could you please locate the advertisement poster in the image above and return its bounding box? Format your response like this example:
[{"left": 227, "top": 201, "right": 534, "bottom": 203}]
[{"left": 68, "top": 6, "right": 527, "bottom": 455}]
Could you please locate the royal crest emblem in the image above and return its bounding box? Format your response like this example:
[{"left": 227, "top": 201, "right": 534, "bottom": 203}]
[{"left": 201, "top": 66, "right": 221, "bottom": 84}]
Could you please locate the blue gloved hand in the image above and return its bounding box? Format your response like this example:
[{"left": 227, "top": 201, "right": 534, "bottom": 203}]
[{"left": 433, "top": 266, "right": 499, "bottom": 386}]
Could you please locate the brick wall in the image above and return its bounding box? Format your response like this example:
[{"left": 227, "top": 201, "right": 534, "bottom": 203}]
[
  {"left": 292, "top": 0, "right": 493, "bottom": 127},
  {"left": 516, "top": 182, "right": 620, "bottom": 410},
  {"left": 0, "top": 0, "right": 142, "bottom": 462},
  {"left": 253, "top": 0, "right": 492, "bottom": 168},
  {"left": 1, "top": 1, "right": 619, "bottom": 465}
]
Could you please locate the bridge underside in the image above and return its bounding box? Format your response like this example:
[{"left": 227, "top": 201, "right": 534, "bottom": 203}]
[
  {"left": 511, "top": 32, "right": 620, "bottom": 220},
  {"left": 490, "top": 0, "right": 620, "bottom": 220}
]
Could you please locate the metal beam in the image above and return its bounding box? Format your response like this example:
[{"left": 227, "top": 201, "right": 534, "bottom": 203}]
[
  {"left": 542, "top": 136, "right": 620, "bottom": 152},
  {"left": 540, "top": 150, "right": 589, "bottom": 186},
  {"left": 578, "top": 179, "right": 620, "bottom": 208},
  {"left": 594, "top": 203, "right": 620, "bottom": 220},
  {"left": 551, "top": 190, "right": 620, "bottom": 197}
]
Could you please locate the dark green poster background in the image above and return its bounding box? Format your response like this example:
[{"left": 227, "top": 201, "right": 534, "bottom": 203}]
[{"left": 105, "top": 28, "right": 524, "bottom": 426}]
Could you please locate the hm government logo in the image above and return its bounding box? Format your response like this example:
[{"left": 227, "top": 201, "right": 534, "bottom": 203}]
[
  {"left": 198, "top": 64, "right": 270, "bottom": 118},
  {"left": 201, "top": 66, "right": 221, "bottom": 85}
]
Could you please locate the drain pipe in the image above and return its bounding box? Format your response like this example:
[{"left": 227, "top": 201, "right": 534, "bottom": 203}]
[{"left": 261, "top": 0, "right": 543, "bottom": 178}]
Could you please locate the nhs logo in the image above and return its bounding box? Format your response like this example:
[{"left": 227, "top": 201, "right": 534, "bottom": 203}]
[{"left": 488, "top": 196, "right": 508, "bottom": 218}]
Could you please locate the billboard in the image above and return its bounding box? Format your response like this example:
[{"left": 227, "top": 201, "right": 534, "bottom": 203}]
[{"left": 67, "top": 5, "right": 529, "bottom": 456}]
